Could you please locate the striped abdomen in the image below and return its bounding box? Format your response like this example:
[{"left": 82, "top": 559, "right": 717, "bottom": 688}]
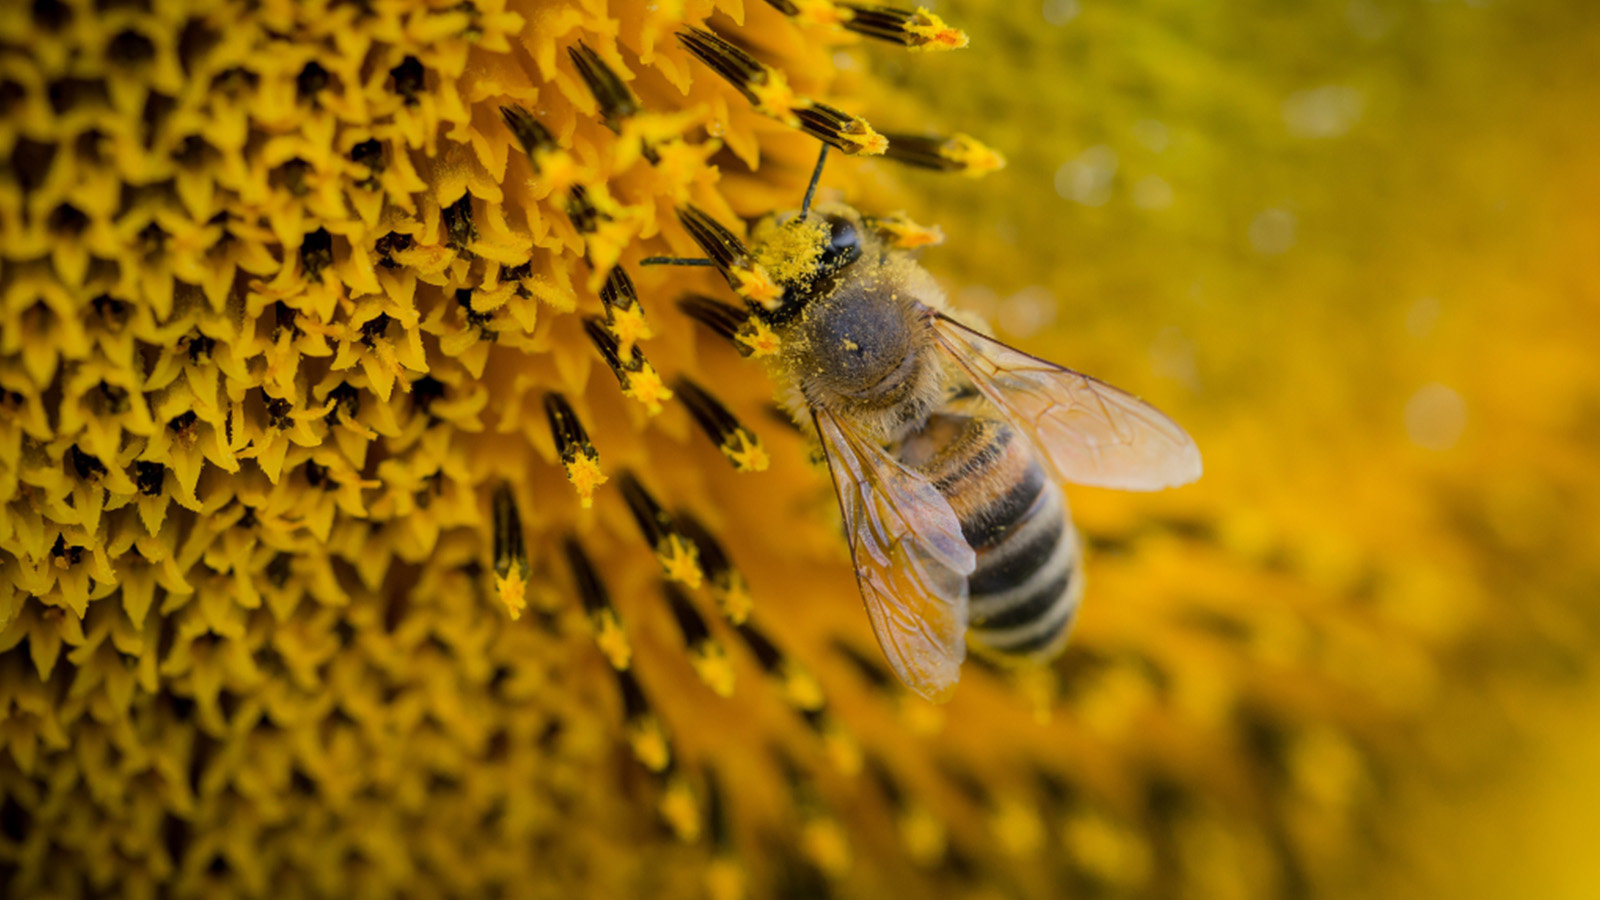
[{"left": 899, "top": 414, "right": 1083, "bottom": 662}]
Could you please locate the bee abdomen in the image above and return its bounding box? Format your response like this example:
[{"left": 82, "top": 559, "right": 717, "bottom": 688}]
[
  {"left": 905, "top": 415, "right": 1084, "bottom": 663},
  {"left": 965, "top": 478, "right": 1082, "bottom": 661}
]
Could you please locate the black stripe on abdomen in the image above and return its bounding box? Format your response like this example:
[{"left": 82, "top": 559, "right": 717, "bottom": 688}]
[{"left": 956, "top": 461, "right": 1046, "bottom": 550}]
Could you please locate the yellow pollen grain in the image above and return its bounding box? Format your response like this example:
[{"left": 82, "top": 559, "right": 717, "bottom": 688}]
[
  {"left": 592, "top": 609, "right": 632, "bottom": 670},
  {"left": 713, "top": 575, "right": 754, "bottom": 625},
  {"left": 1065, "top": 812, "right": 1151, "bottom": 888},
  {"left": 659, "top": 778, "right": 702, "bottom": 842},
  {"left": 943, "top": 133, "right": 1007, "bottom": 176},
  {"left": 622, "top": 363, "right": 673, "bottom": 415},
  {"left": 753, "top": 218, "right": 827, "bottom": 284},
  {"left": 899, "top": 807, "right": 948, "bottom": 866},
  {"left": 874, "top": 213, "right": 946, "bottom": 249},
  {"left": 721, "top": 430, "right": 770, "bottom": 472},
  {"left": 822, "top": 722, "right": 862, "bottom": 776},
  {"left": 627, "top": 716, "right": 671, "bottom": 773},
  {"left": 837, "top": 119, "right": 889, "bottom": 156},
  {"left": 991, "top": 797, "right": 1045, "bottom": 859},
  {"left": 731, "top": 264, "right": 784, "bottom": 307},
  {"left": 748, "top": 74, "right": 811, "bottom": 127},
  {"left": 705, "top": 857, "right": 747, "bottom": 900},
  {"left": 563, "top": 450, "right": 608, "bottom": 508},
  {"left": 735, "top": 319, "right": 782, "bottom": 357},
  {"left": 657, "top": 534, "right": 704, "bottom": 589},
  {"left": 493, "top": 567, "right": 529, "bottom": 620},
  {"left": 905, "top": 9, "right": 970, "bottom": 51},
  {"left": 801, "top": 818, "right": 851, "bottom": 877},
  {"left": 690, "top": 641, "right": 737, "bottom": 698},
  {"left": 607, "top": 305, "right": 654, "bottom": 358},
  {"left": 780, "top": 662, "right": 825, "bottom": 711}
]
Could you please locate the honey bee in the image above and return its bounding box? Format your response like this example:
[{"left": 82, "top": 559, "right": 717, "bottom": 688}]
[{"left": 652, "top": 148, "right": 1201, "bottom": 702}]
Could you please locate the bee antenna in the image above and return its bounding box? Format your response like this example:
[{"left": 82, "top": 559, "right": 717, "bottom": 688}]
[{"left": 798, "top": 143, "right": 829, "bottom": 221}]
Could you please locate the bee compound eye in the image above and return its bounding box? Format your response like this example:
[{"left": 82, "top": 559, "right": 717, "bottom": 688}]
[{"left": 817, "top": 215, "right": 861, "bottom": 273}]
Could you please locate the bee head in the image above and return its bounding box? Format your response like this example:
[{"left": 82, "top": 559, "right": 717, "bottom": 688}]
[{"left": 749, "top": 207, "right": 867, "bottom": 326}]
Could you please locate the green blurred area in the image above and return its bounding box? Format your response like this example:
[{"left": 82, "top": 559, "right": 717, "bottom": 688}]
[{"left": 854, "top": 0, "right": 1600, "bottom": 896}]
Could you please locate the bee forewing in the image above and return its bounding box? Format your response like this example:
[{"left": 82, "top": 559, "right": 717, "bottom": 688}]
[
  {"left": 929, "top": 312, "right": 1203, "bottom": 491},
  {"left": 815, "top": 410, "right": 975, "bottom": 703}
]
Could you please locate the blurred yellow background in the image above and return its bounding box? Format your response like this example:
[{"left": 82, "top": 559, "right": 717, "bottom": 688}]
[{"left": 858, "top": 0, "right": 1600, "bottom": 895}]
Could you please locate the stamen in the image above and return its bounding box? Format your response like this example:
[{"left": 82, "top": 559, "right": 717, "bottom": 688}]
[
  {"left": 564, "top": 538, "right": 633, "bottom": 670},
  {"left": 676, "top": 28, "right": 810, "bottom": 126},
  {"left": 677, "top": 293, "right": 748, "bottom": 343},
  {"left": 674, "top": 377, "right": 769, "bottom": 472},
  {"left": 661, "top": 581, "right": 735, "bottom": 697},
  {"left": 640, "top": 256, "right": 717, "bottom": 267},
  {"left": 543, "top": 393, "right": 606, "bottom": 507},
  {"left": 584, "top": 318, "right": 673, "bottom": 415},
  {"left": 615, "top": 667, "right": 671, "bottom": 771},
  {"left": 676, "top": 206, "right": 783, "bottom": 308},
  {"left": 566, "top": 183, "right": 606, "bottom": 235},
  {"left": 659, "top": 772, "right": 702, "bottom": 842},
  {"left": 599, "top": 265, "right": 653, "bottom": 357},
  {"left": 864, "top": 211, "right": 945, "bottom": 248},
  {"left": 567, "top": 41, "right": 641, "bottom": 134},
  {"left": 773, "top": 749, "right": 854, "bottom": 878},
  {"left": 618, "top": 472, "right": 704, "bottom": 589},
  {"left": 880, "top": 131, "right": 1004, "bottom": 175},
  {"left": 676, "top": 512, "right": 754, "bottom": 624},
  {"left": 734, "top": 621, "right": 824, "bottom": 713},
  {"left": 702, "top": 768, "right": 745, "bottom": 896},
  {"left": 491, "top": 484, "right": 530, "bottom": 619},
  {"left": 839, "top": 5, "right": 969, "bottom": 51},
  {"left": 794, "top": 102, "right": 888, "bottom": 155},
  {"left": 867, "top": 755, "right": 948, "bottom": 866},
  {"left": 499, "top": 104, "right": 559, "bottom": 158}
]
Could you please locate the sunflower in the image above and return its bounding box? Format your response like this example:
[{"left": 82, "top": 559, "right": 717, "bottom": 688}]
[{"left": 3, "top": 0, "right": 1599, "bottom": 898}]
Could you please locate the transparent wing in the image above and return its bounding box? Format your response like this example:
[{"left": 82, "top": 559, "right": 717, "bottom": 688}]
[
  {"left": 929, "top": 311, "right": 1202, "bottom": 491},
  {"left": 815, "top": 409, "right": 976, "bottom": 703}
]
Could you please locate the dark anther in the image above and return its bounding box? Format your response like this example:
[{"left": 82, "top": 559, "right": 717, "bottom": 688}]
[
  {"left": 8, "top": 139, "right": 57, "bottom": 196},
  {"left": 168, "top": 410, "right": 197, "bottom": 434},
  {"left": 136, "top": 222, "right": 167, "bottom": 255},
  {"left": 676, "top": 293, "right": 749, "bottom": 344},
  {"left": 108, "top": 30, "right": 157, "bottom": 66},
  {"left": 51, "top": 534, "right": 83, "bottom": 567},
  {"left": 567, "top": 41, "right": 641, "bottom": 134},
  {"left": 174, "top": 135, "right": 210, "bottom": 168},
  {"left": 271, "top": 158, "right": 312, "bottom": 196},
  {"left": 265, "top": 394, "right": 293, "bottom": 429},
  {"left": 97, "top": 382, "right": 130, "bottom": 414},
  {"left": 134, "top": 461, "right": 163, "bottom": 497},
  {"left": 499, "top": 105, "right": 558, "bottom": 161},
  {"left": 184, "top": 335, "right": 214, "bottom": 364},
  {"left": 374, "top": 231, "right": 411, "bottom": 268},
  {"left": 31, "top": 0, "right": 71, "bottom": 31},
  {"left": 68, "top": 445, "right": 107, "bottom": 481},
  {"left": 326, "top": 383, "right": 360, "bottom": 424},
  {"left": 300, "top": 227, "right": 333, "bottom": 279},
  {"left": 389, "top": 56, "right": 425, "bottom": 105},
  {"left": 303, "top": 460, "right": 328, "bottom": 488},
  {"left": 412, "top": 375, "right": 446, "bottom": 415},
  {"left": 296, "top": 61, "right": 330, "bottom": 103},
  {"left": 48, "top": 203, "right": 88, "bottom": 237},
  {"left": 272, "top": 300, "right": 302, "bottom": 339},
  {"left": 359, "top": 312, "right": 392, "bottom": 346},
  {"left": 266, "top": 553, "right": 293, "bottom": 589},
  {"left": 493, "top": 485, "right": 529, "bottom": 587},
  {"left": 349, "top": 138, "right": 383, "bottom": 174},
  {"left": 443, "top": 194, "right": 477, "bottom": 248}
]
